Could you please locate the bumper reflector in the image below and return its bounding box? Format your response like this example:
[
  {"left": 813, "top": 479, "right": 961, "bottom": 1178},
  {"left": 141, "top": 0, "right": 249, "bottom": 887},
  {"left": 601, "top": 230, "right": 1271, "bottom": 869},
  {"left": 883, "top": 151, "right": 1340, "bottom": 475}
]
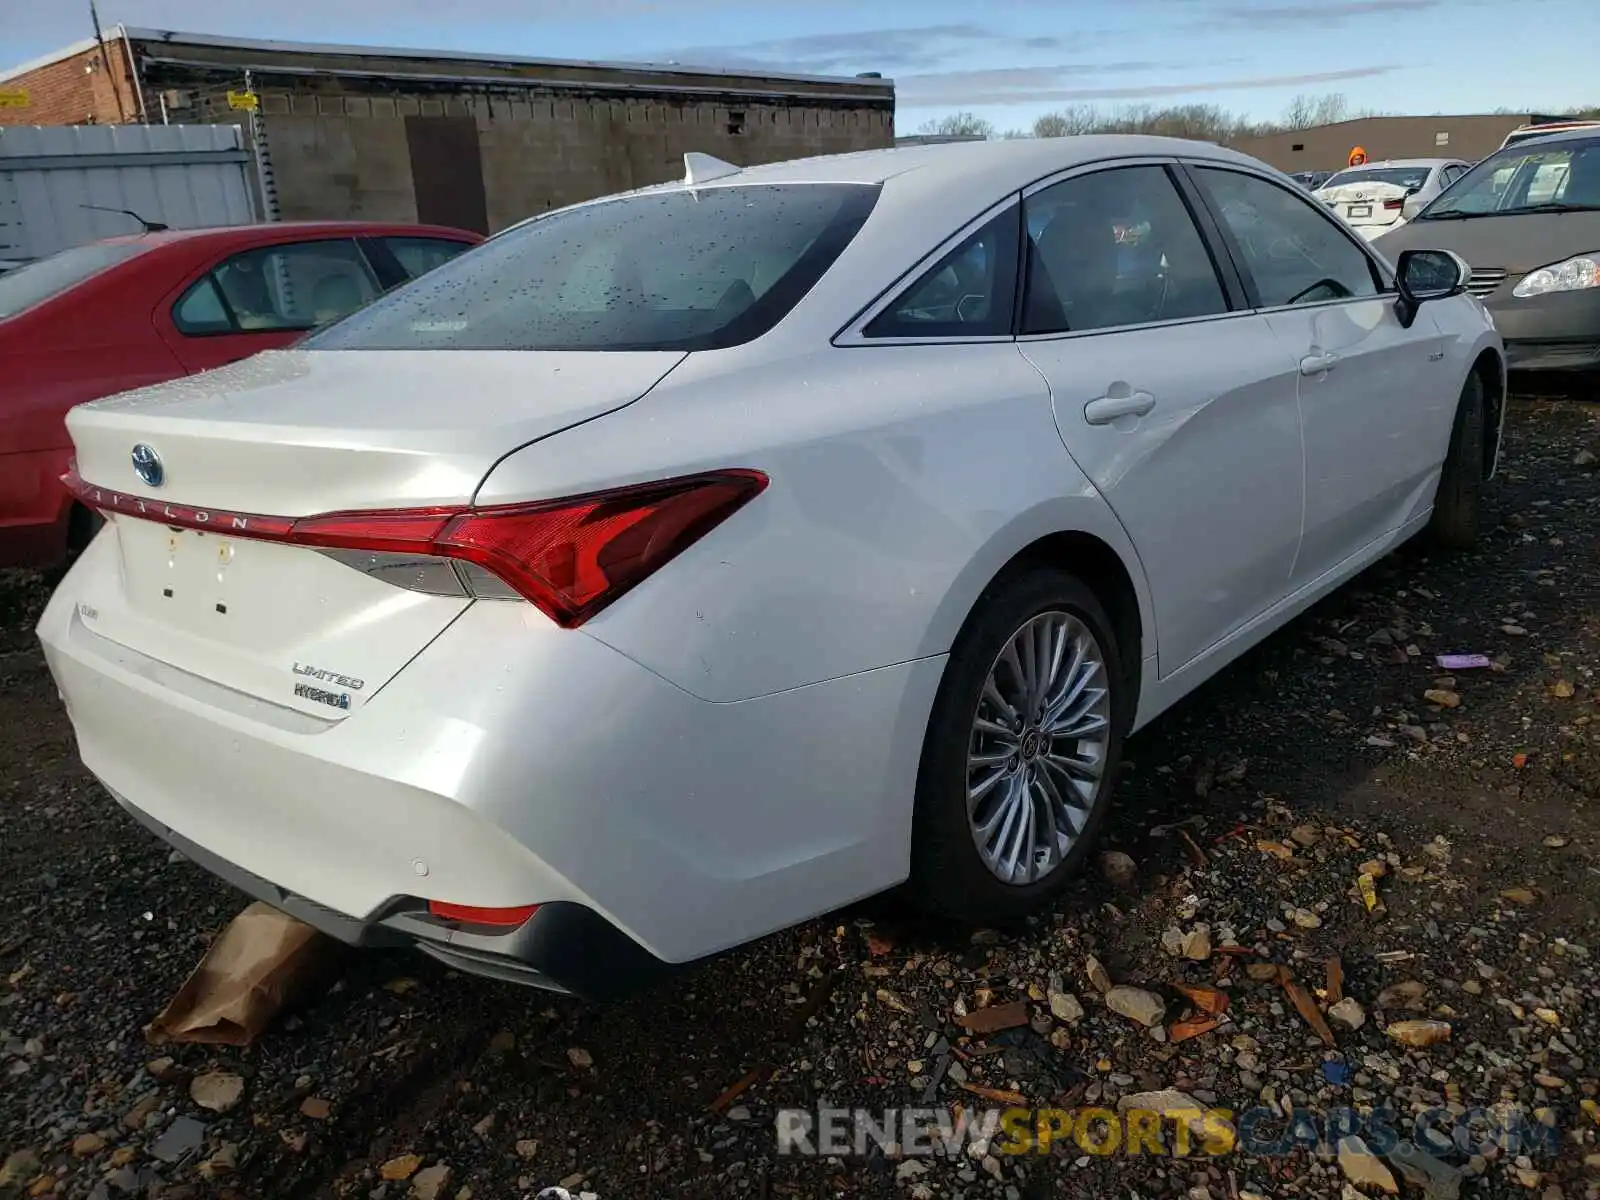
[{"left": 426, "top": 901, "right": 540, "bottom": 927}]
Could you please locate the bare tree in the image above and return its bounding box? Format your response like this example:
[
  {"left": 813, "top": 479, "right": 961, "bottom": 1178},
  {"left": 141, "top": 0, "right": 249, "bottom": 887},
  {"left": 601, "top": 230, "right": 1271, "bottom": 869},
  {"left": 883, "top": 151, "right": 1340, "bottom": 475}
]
[
  {"left": 916, "top": 112, "right": 996, "bottom": 138},
  {"left": 1283, "top": 94, "right": 1318, "bottom": 130},
  {"left": 1312, "top": 93, "right": 1349, "bottom": 125}
]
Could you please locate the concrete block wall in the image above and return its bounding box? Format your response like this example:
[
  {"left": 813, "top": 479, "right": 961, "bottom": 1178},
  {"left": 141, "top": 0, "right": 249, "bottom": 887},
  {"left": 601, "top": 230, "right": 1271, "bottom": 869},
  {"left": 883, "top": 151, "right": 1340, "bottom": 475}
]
[{"left": 183, "top": 78, "right": 890, "bottom": 230}]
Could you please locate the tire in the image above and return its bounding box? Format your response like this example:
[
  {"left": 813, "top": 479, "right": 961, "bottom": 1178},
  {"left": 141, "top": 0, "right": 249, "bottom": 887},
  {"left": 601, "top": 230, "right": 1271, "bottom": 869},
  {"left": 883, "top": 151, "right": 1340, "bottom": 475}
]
[
  {"left": 1427, "top": 371, "right": 1485, "bottom": 550},
  {"left": 909, "top": 567, "right": 1127, "bottom": 926}
]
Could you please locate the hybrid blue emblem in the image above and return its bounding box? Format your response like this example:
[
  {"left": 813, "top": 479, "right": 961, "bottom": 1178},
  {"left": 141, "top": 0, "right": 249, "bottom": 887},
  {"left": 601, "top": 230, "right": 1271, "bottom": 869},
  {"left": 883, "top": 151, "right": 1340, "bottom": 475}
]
[{"left": 131, "top": 443, "right": 164, "bottom": 488}]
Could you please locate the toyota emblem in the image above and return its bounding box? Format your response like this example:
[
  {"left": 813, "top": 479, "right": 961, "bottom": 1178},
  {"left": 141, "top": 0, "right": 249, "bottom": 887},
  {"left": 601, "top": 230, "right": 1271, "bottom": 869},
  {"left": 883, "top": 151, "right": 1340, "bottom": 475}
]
[{"left": 131, "top": 443, "right": 164, "bottom": 488}]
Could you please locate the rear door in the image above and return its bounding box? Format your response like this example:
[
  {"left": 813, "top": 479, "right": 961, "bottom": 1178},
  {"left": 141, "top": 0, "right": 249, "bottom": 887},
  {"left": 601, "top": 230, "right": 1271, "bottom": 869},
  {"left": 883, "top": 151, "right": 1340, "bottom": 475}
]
[
  {"left": 157, "top": 237, "right": 383, "bottom": 373},
  {"left": 357, "top": 235, "right": 476, "bottom": 290},
  {"left": 1188, "top": 164, "right": 1453, "bottom": 588},
  {"left": 1016, "top": 162, "right": 1305, "bottom": 675}
]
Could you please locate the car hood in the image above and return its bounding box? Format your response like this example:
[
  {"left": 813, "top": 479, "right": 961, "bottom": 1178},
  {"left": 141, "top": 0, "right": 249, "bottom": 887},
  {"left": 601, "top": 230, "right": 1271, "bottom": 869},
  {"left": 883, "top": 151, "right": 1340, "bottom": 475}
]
[{"left": 1374, "top": 210, "right": 1600, "bottom": 274}]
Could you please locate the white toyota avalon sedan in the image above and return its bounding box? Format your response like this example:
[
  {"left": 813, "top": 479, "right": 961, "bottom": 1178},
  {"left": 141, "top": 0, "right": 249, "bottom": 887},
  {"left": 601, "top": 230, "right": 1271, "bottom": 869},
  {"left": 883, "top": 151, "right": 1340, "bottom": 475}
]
[{"left": 39, "top": 136, "right": 1504, "bottom": 999}]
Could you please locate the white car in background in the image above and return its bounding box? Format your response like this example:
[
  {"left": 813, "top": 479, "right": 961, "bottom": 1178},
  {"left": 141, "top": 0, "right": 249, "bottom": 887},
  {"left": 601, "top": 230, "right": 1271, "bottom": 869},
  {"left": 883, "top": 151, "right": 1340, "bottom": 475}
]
[
  {"left": 1315, "top": 158, "right": 1472, "bottom": 238},
  {"left": 1499, "top": 120, "right": 1600, "bottom": 150},
  {"left": 40, "top": 136, "right": 1504, "bottom": 999}
]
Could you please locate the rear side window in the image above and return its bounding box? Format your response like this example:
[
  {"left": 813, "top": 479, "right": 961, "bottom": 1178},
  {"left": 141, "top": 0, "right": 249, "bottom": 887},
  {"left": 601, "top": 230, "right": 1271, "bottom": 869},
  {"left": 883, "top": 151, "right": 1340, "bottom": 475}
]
[
  {"left": 0, "top": 241, "right": 150, "bottom": 319},
  {"left": 385, "top": 236, "right": 472, "bottom": 279},
  {"left": 865, "top": 207, "right": 1019, "bottom": 338},
  {"left": 172, "top": 239, "right": 381, "bottom": 335},
  {"left": 306, "top": 184, "right": 881, "bottom": 352}
]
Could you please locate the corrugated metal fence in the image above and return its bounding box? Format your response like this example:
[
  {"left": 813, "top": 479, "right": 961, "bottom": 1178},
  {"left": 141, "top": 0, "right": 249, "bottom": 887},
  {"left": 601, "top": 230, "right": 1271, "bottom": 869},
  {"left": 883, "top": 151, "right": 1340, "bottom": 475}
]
[{"left": 0, "top": 123, "right": 259, "bottom": 267}]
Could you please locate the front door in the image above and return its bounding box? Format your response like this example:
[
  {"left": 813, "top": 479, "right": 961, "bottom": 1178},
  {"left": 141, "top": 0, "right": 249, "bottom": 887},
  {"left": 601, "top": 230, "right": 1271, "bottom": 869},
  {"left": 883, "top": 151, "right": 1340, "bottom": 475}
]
[
  {"left": 1188, "top": 165, "right": 1452, "bottom": 585},
  {"left": 1017, "top": 163, "right": 1305, "bottom": 675}
]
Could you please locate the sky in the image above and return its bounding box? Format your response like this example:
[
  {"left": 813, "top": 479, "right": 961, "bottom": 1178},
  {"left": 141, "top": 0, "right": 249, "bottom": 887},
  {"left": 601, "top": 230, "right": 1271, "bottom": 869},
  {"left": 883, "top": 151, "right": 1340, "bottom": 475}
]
[{"left": 2, "top": 0, "right": 1596, "bottom": 134}]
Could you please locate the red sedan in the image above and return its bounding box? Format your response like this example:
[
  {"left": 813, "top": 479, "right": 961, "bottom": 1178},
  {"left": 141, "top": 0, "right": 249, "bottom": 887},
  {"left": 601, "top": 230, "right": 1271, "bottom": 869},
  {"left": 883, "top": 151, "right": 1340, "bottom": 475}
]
[{"left": 0, "top": 221, "right": 482, "bottom": 568}]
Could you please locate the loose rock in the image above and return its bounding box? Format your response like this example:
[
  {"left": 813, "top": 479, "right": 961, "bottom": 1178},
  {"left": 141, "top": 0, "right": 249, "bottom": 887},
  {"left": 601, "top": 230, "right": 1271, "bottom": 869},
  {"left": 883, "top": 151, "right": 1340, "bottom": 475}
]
[
  {"left": 1105, "top": 986, "right": 1166, "bottom": 1028},
  {"left": 412, "top": 1164, "right": 452, "bottom": 1200},
  {"left": 381, "top": 1155, "right": 423, "bottom": 1182},
  {"left": 1385, "top": 1019, "right": 1452, "bottom": 1047},
  {"left": 1098, "top": 850, "right": 1137, "bottom": 888},
  {"left": 190, "top": 1071, "right": 245, "bottom": 1114},
  {"left": 1329, "top": 997, "right": 1366, "bottom": 1030},
  {"left": 1339, "top": 1135, "right": 1399, "bottom": 1194}
]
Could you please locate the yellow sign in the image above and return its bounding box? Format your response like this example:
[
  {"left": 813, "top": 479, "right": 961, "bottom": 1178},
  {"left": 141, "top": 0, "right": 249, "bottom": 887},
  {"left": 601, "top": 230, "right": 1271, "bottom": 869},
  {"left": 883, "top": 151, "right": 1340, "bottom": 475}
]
[
  {"left": 0, "top": 89, "right": 30, "bottom": 109},
  {"left": 226, "top": 90, "right": 259, "bottom": 111}
]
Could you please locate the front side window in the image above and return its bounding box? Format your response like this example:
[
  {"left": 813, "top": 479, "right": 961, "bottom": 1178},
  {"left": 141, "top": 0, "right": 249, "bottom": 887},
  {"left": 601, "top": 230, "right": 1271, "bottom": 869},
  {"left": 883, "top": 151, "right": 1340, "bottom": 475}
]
[
  {"left": 173, "top": 239, "right": 380, "bottom": 335},
  {"left": 865, "top": 207, "right": 1019, "bottom": 338},
  {"left": 308, "top": 184, "right": 880, "bottom": 352},
  {"left": 1418, "top": 137, "right": 1600, "bottom": 218},
  {"left": 1193, "top": 168, "right": 1379, "bottom": 308},
  {"left": 0, "top": 241, "right": 151, "bottom": 320},
  {"left": 1022, "top": 165, "right": 1228, "bottom": 335}
]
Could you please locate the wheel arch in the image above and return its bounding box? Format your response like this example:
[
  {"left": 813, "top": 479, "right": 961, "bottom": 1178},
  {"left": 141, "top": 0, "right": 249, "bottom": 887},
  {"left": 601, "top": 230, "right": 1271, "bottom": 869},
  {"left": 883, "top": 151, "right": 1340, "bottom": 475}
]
[
  {"left": 929, "top": 506, "right": 1153, "bottom": 721},
  {"left": 1469, "top": 346, "right": 1506, "bottom": 480}
]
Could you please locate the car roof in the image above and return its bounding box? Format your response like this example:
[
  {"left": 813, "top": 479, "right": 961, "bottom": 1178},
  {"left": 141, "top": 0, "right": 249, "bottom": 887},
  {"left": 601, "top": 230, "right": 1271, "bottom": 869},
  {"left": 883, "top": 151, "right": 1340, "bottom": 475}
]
[
  {"left": 1501, "top": 125, "right": 1600, "bottom": 146},
  {"left": 92, "top": 221, "right": 481, "bottom": 251},
  {"left": 604, "top": 135, "right": 1273, "bottom": 242},
  {"left": 702, "top": 135, "right": 1260, "bottom": 193}
]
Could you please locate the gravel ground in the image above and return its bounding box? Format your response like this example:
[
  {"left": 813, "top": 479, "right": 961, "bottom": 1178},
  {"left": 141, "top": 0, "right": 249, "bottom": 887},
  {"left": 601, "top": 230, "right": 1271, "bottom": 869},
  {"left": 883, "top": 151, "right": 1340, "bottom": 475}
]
[{"left": 1, "top": 395, "right": 1597, "bottom": 1200}]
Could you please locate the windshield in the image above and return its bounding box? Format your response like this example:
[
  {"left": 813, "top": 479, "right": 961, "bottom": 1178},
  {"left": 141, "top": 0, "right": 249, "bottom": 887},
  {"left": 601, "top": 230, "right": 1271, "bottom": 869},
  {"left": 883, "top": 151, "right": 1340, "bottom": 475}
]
[
  {"left": 0, "top": 240, "right": 150, "bottom": 320},
  {"left": 1419, "top": 137, "right": 1600, "bottom": 218},
  {"left": 307, "top": 183, "right": 880, "bottom": 352},
  {"left": 1321, "top": 166, "right": 1431, "bottom": 191}
]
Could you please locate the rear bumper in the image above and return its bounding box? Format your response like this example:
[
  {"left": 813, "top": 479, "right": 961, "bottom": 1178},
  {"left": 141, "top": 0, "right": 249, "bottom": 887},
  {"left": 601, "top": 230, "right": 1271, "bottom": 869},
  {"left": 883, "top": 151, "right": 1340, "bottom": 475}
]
[
  {"left": 1486, "top": 288, "right": 1600, "bottom": 372},
  {"left": 0, "top": 447, "right": 73, "bottom": 568},
  {"left": 39, "top": 533, "right": 940, "bottom": 979},
  {"left": 117, "top": 794, "right": 675, "bottom": 999}
]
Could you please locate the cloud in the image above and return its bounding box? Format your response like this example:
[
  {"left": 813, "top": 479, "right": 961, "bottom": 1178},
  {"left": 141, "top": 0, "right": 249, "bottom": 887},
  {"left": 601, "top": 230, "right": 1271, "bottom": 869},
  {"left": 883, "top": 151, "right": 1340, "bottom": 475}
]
[
  {"left": 897, "top": 64, "right": 1400, "bottom": 109},
  {"left": 655, "top": 23, "right": 1087, "bottom": 75},
  {"left": 1202, "top": 0, "right": 1437, "bottom": 26}
]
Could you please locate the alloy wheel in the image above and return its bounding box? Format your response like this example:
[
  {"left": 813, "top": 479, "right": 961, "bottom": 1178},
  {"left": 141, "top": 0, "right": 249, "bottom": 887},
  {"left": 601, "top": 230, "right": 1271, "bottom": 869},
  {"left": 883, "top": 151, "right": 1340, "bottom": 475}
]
[{"left": 965, "top": 610, "right": 1112, "bottom": 885}]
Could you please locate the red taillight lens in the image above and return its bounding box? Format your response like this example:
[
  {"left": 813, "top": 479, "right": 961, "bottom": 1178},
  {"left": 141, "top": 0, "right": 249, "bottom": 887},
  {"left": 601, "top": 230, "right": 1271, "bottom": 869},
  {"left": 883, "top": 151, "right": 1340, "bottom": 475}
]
[
  {"left": 426, "top": 901, "right": 539, "bottom": 927},
  {"left": 1383, "top": 198, "right": 1405, "bottom": 211},
  {"left": 435, "top": 472, "right": 767, "bottom": 626},
  {"left": 61, "top": 467, "right": 767, "bottom": 628}
]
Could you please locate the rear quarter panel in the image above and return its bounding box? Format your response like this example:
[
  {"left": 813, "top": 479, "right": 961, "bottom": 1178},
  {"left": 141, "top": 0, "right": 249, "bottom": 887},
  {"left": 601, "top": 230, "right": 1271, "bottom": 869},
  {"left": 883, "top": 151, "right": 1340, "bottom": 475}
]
[
  {"left": 473, "top": 342, "right": 1155, "bottom": 705},
  {"left": 0, "top": 292, "right": 185, "bottom": 458}
]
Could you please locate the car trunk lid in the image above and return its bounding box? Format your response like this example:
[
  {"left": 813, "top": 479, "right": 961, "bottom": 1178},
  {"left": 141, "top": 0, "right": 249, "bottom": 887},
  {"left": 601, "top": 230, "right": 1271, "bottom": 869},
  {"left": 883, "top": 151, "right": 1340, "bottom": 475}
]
[
  {"left": 1317, "top": 181, "right": 1410, "bottom": 229},
  {"left": 64, "top": 348, "right": 684, "bottom": 718}
]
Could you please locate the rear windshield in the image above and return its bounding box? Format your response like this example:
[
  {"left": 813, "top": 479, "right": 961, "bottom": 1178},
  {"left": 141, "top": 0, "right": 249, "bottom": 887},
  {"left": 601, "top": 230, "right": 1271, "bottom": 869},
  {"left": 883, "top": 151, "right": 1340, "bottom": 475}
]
[
  {"left": 1321, "top": 166, "right": 1431, "bottom": 191},
  {"left": 1417, "top": 136, "right": 1600, "bottom": 218},
  {"left": 0, "top": 241, "right": 150, "bottom": 320},
  {"left": 306, "top": 183, "right": 880, "bottom": 352}
]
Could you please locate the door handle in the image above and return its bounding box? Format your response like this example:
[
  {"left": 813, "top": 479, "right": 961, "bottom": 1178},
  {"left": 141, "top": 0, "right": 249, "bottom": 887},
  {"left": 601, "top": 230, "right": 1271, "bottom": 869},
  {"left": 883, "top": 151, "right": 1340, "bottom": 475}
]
[
  {"left": 1084, "top": 390, "right": 1155, "bottom": 425},
  {"left": 1300, "top": 351, "right": 1340, "bottom": 375}
]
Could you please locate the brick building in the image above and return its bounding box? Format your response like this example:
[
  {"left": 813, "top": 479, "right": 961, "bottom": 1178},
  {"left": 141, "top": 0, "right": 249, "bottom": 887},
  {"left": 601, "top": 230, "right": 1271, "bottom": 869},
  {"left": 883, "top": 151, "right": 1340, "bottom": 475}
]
[
  {"left": 1230, "top": 114, "right": 1537, "bottom": 173},
  {"left": 0, "top": 27, "right": 896, "bottom": 232}
]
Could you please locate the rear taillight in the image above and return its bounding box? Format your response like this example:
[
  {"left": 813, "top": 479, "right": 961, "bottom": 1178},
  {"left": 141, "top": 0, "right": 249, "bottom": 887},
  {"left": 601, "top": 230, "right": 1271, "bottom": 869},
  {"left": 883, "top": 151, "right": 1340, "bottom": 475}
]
[
  {"left": 62, "top": 468, "right": 767, "bottom": 628},
  {"left": 1383, "top": 198, "right": 1405, "bottom": 211}
]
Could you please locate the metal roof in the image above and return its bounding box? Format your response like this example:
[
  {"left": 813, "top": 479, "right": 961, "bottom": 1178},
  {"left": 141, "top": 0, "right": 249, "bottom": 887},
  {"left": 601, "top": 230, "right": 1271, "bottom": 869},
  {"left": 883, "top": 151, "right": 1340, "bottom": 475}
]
[{"left": 4, "top": 24, "right": 897, "bottom": 91}]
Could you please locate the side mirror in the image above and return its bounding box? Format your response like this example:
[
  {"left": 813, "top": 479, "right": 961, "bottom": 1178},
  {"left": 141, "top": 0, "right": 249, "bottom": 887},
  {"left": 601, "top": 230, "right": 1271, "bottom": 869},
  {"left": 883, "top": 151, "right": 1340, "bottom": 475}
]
[{"left": 1394, "top": 248, "right": 1469, "bottom": 328}]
